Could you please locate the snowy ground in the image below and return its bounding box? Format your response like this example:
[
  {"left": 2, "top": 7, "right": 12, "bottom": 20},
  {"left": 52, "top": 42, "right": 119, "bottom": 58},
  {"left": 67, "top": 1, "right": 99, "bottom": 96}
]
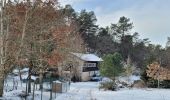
[
  {"left": 55, "top": 82, "right": 170, "bottom": 100},
  {"left": 3, "top": 79, "right": 62, "bottom": 100},
  {"left": 3, "top": 78, "right": 170, "bottom": 100}
]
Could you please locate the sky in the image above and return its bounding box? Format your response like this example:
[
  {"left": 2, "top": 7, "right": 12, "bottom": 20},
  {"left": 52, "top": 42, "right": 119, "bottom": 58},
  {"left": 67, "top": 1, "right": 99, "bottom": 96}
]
[{"left": 59, "top": 0, "right": 170, "bottom": 47}]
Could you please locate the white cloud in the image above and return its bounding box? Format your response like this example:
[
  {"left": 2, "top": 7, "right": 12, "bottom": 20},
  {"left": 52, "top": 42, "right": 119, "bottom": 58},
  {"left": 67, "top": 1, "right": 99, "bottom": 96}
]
[
  {"left": 95, "top": 1, "right": 170, "bottom": 46},
  {"left": 59, "top": 0, "right": 87, "bottom": 6},
  {"left": 94, "top": 6, "right": 102, "bottom": 14}
]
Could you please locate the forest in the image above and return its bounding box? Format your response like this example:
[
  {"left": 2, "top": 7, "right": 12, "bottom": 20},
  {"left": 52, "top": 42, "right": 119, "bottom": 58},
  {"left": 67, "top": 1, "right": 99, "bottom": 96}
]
[{"left": 0, "top": 0, "right": 170, "bottom": 99}]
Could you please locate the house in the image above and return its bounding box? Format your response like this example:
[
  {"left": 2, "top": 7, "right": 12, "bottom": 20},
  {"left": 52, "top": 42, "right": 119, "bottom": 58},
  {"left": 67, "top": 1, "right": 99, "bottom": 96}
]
[{"left": 60, "top": 53, "right": 103, "bottom": 81}]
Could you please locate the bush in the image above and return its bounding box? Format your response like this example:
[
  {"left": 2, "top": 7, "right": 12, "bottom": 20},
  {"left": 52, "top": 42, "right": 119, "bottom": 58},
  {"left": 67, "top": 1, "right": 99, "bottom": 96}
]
[
  {"left": 161, "top": 80, "right": 170, "bottom": 88},
  {"left": 99, "top": 81, "right": 117, "bottom": 91},
  {"left": 132, "top": 80, "right": 146, "bottom": 88},
  {"left": 146, "top": 78, "right": 170, "bottom": 88},
  {"left": 147, "top": 78, "right": 158, "bottom": 88}
]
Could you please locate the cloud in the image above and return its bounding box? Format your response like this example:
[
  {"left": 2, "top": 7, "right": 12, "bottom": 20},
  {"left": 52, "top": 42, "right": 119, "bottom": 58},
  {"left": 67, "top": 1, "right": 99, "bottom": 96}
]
[
  {"left": 94, "top": 6, "right": 102, "bottom": 14},
  {"left": 59, "top": 0, "right": 88, "bottom": 6},
  {"left": 95, "top": 0, "right": 170, "bottom": 46}
]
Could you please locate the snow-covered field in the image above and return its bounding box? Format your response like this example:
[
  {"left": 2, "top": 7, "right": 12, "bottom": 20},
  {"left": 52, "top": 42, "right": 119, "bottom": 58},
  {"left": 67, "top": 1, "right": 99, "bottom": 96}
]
[
  {"left": 3, "top": 80, "right": 170, "bottom": 100},
  {"left": 3, "top": 82, "right": 55, "bottom": 100},
  {"left": 55, "top": 82, "right": 170, "bottom": 100}
]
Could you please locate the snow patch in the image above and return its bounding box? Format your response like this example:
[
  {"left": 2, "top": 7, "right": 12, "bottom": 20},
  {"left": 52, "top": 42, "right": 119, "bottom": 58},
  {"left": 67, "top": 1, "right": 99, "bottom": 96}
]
[
  {"left": 118, "top": 75, "right": 141, "bottom": 84},
  {"left": 71, "top": 52, "right": 103, "bottom": 61}
]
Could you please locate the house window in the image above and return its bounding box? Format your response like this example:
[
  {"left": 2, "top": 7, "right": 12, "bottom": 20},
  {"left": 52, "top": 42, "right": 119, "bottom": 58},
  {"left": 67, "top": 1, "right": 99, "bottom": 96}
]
[
  {"left": 83, "top": 63, "right": 96, "bottom": 67},
  {"left": 83, "top": 62, "right": 98, "bottom": 72},
  {"left": 82, "top": 67, "right": 99, "bottom": 72}
]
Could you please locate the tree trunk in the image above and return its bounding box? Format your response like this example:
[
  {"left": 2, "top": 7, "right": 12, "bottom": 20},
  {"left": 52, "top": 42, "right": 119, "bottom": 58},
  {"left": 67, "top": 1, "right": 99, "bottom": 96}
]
[
  {"left": 50, "top": 75, "right": 52, "bottom": 100},
  {"left": 32, "top": 82, "right": 35, "bottom": 100},
  {"left": 18, "top": 68, "right": 22, "bottom": 87},
  {"left": 28, "top": 61, "right": 33, "bottom": 93},
  {"left": 0, "top": 0, "right": 4, "bottom": 97},
  {"left": 0, "top": 77, "right": 4, "bottom": 97},
  {"left": 39, "top": 69, "right": 43, "bottom": 90},
  {"left": 28, "top": 66, "right": 32, "bottom": 93},
  {"left": 39, "top": 69, "right": 43, "bottom": 100}
]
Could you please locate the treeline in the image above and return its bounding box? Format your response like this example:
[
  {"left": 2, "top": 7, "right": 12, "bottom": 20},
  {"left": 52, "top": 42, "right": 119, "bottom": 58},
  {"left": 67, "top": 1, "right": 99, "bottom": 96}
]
[
  {"left": 66, "top": 4, "right": 170, "bottom": 88},
  {"left": 64, "top": 4, "right": 170, "bottom": 70}
]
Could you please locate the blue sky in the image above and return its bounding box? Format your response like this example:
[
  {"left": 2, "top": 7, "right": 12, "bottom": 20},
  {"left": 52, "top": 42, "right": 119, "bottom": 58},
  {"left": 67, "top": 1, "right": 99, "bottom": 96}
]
[{"left": 59, "top": 0, "right": 170, "bottom": 47}]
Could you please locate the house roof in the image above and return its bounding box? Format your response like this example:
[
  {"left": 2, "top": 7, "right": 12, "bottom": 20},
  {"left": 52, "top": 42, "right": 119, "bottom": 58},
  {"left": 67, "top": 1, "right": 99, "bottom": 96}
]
[{"left": 71, "top": 53, "right": 103, "bottom": 62}]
